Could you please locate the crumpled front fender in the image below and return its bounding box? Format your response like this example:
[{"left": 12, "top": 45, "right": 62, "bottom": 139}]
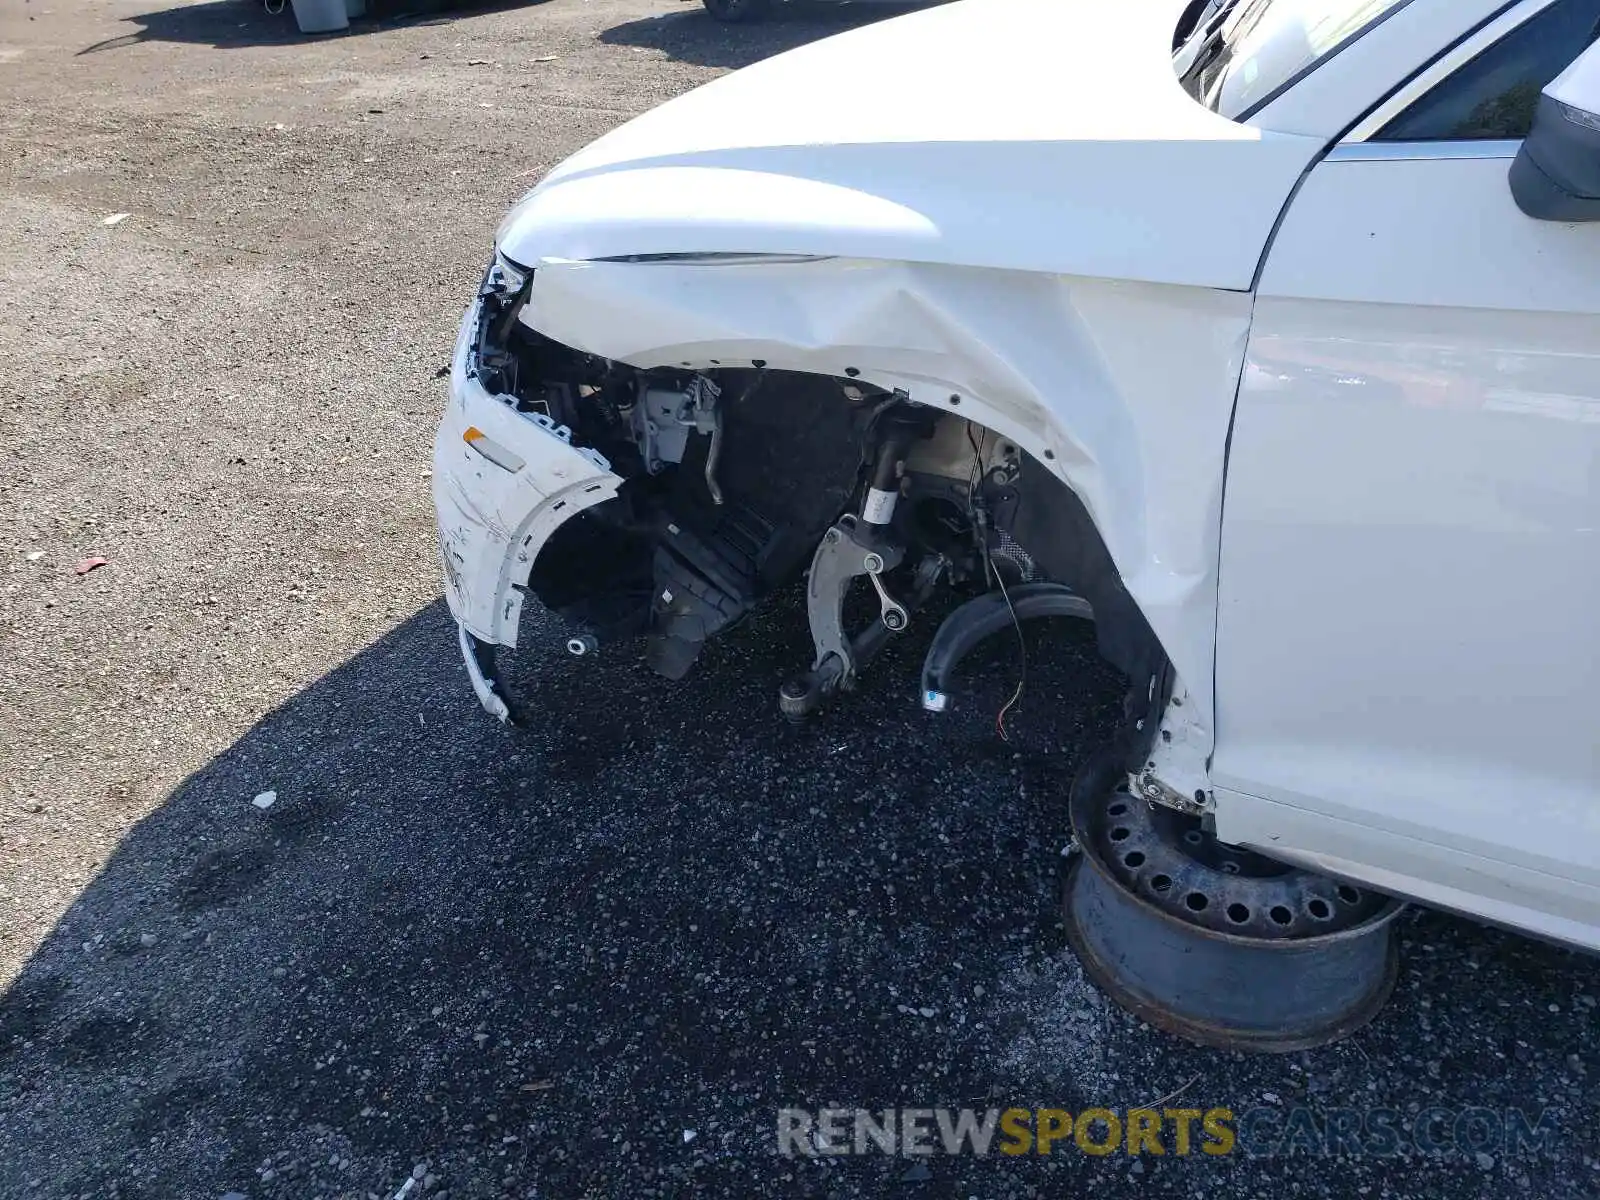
[{"left": 514, "top": 254, "right": 1250, "bottom": 766}]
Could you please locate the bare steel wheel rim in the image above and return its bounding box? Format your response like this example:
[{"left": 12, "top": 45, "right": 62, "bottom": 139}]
[
  {"left": 1090, "top": 778, "right": 1390, "bottom": 940},
  {"left": 1062, "top": 751, "right": 1405, "bottom": 1052}
]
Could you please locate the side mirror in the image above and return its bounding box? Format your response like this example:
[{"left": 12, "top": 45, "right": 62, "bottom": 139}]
[{"left": 1512, "top": 39, "right": 1600, "bottom": 221}]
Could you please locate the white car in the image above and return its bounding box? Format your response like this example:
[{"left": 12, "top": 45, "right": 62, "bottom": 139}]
[
  {"left": 699, "top": 0, "right": 918, "bottom": 24},
  {"left": 433, "top": 0, "right": 1600, "bottom": 1047}
]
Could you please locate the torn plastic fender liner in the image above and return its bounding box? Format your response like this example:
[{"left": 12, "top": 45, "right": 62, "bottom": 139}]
[
  {"left": 434, "top": 302, "right": 623, "bottom": 654},
  {"left": 519, "top": 254, "right": 1251, "bottom": 760},
  {"left": 921, "top": 584, "right": 1094, "bottom": 713}
]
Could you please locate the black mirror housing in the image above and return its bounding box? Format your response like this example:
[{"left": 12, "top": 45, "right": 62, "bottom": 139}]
[{"left": 1512, "top": 93, "right": 1600, "bottom": 221}]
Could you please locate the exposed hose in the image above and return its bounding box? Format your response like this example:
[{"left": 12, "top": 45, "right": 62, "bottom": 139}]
[{"left": 920, "top": 582, "right": 1093, "bottom": 713}]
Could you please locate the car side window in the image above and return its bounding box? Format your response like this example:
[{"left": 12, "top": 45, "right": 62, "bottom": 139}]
[{"left": 1375, "top": 0, "right": 1600, "bottom": 140}]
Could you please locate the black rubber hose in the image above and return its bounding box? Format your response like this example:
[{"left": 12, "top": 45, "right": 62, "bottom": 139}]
[{"left": 920, "top": 582, "right": 1093, "bottom": 712}]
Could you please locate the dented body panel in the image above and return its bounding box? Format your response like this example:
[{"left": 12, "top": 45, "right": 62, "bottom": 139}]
[{"left": 519, "top": 257, "right": 1251, "bottom": 754}]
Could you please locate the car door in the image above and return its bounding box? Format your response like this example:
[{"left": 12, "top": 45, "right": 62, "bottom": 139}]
[{"left": 1212, "top": 0, "right": 1600, "bottom": 946}]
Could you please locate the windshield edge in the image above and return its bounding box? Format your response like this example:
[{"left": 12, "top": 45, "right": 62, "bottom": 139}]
[{"left": 1230, "top": 0, "right": 1424, "bottom": 123}]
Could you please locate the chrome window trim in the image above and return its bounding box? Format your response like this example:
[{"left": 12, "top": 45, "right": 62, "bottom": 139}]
[
  {"left": 1326, "top": 138, "right": 1524, "bottom": 160},
  {"left": 1341, "top": 0, "right": 1559, "bottom": 143}
]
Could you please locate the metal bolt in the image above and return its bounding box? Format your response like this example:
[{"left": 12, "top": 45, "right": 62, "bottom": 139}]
[
  {"left": 1143, "top": 782, "right": 1163, "bottom": 800},
  {"left": 566, "top": 634, "right": 598, "bottom": 657},
  {"left": 884, "top": 610, "right": 906, "bottom": 632},
  {"left": 863, "top": 552, "right": 885, "bottom": 574}
]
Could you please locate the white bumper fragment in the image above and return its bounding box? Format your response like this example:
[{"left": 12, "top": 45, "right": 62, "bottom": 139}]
[
  {"left": 457, "top": 622, "right": 512, "bottom": 723},
  {"left": 432, "top": 300, "right": 623, "bottom": 648}
]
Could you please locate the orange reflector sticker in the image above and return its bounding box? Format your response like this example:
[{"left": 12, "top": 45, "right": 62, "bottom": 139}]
[{"left": 463, "top": 426, "right": 485, "bottom": 444}]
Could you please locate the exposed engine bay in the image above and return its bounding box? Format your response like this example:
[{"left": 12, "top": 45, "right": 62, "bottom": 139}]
[{"left": 447, "top": 264, "right": 1175, "bottom": 770}]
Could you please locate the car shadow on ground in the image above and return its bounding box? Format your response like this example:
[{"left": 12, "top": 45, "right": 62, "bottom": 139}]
[
  {"left": 1, "top": 595, "right": 1594, "bottom": 1197},
  {"left": 76, "top": 0, "right": 547, "bottom": 54},
  {"left": 599, "top": 1, "right": 929, "bottom": 70}
]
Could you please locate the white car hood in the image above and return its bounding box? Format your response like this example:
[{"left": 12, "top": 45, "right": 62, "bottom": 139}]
[{"left": 497, "top": 0, "right": 1326, "bottom": 290}]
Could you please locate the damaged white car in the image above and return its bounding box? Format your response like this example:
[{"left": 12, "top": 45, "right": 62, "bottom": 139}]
[{"left": 434, "top": 0, "right": 1600, "bottom": 1049}]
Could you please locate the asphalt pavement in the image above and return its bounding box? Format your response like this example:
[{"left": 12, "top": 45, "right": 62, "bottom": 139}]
[{"left": 0, "top": 1, "right": 1596, "bottom": 1197}]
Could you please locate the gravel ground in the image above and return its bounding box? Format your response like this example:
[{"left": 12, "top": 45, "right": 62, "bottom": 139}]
[{"left": 1, "top": 1, "right": 1597, "bottom": 1197}]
